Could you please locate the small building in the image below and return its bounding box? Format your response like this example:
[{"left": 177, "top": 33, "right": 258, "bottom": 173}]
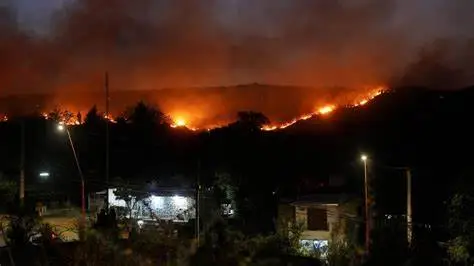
[
  {"left": 90, "top": 188, "right": 196, "bottom": 223},
  {"left": 278, "top": 194, "right": 358, "bottom": 253}
]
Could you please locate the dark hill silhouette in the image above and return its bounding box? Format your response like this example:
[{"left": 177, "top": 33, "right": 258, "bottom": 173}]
[{"left": 270, "top": 86, "right": 474, "bottom": 234}]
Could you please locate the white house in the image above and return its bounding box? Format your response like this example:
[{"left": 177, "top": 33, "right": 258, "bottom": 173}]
[{"left": 90, "top": 188, "right": 196, "bottom": 223}]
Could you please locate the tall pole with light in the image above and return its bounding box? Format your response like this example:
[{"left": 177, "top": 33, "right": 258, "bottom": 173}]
[
  {"left": 57, "top": 124, "right": 86, "bottom": 228},
  {"left": 196, "top": 160, "right": 201, "bottom": 247},
  {"left": 405, "top": 168, "right": 412, "bottom": 246},
  {"left": 361, "top": 154, "right": 370, "bottom": 253},
  {"left": 20, "top": 120, "right": 25, "bottom": 206},
  {"left": 105, "top": 72, "right": 110, "bottom": 209}
]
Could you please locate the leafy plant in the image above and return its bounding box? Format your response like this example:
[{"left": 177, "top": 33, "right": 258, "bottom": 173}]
[
  {"left": 0, "top": 173, "right": 16, "bottom": 207},
  {"left": 446, "top": 193, "right": 474, "bottom": 264}
]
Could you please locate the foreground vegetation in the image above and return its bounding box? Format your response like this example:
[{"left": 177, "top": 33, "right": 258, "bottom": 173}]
[{"left": 0, "top": 211, "right": 326, "bottom": 266}]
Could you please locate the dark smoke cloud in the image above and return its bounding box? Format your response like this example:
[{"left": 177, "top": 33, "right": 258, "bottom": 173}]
[{"left": 2, "top": 0, "right": 474, "bottom": 120}]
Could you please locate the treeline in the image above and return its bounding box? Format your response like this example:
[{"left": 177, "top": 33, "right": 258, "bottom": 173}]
[{"left": 2, "top": 101, "right": 273, "bottom": 131}]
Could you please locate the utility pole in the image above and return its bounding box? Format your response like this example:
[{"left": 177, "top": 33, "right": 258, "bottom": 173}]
[
  {"left": 105, "top": 72, "right": 110, "bottom": 208},
  {"left": 406, "top": 168, "right": 412, "bottom": 246},
  {"left": 361, "top": 155, "right": 370, "bottom": 253},
  {"left": 196, "top": 160, "right": 201, "bottom": 247},
  {"left": 20, "top": 120, "right": 25, "bottom": 207}
]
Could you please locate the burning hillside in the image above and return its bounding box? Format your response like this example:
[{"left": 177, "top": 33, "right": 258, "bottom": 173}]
[
  {"left": 261, "top": 86, "right": 385, "bottom": 131},
  {"left": 0, "top": 84, "right": 386, "bottom": 131}
]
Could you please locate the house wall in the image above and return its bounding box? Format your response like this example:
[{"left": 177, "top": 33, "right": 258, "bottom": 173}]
[
  {"left": 277, "top": 204, "right": 295, "bottom": 233},
  {"left": 295, "top": 205, "right": 339, "bottom": 241}
]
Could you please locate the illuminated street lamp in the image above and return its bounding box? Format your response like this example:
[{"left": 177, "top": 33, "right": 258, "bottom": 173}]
[
  {"left": 361, "top": 154, "right": 370, "bottom": 254},
  {"left": 39, "top": 172, "right": 50, "bottom": 178},
  {"left": 58, "top": 124, "right": 86, "bottom": 229}
]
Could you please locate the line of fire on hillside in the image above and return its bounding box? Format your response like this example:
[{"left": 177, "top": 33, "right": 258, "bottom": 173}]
[{"left": 0, "top": 86, "right": 386, "bottom": 132}]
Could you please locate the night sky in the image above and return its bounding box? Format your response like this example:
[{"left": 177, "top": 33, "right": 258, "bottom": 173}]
[{"left": 12, "top": 0, "right": 470, "bottom": 38}]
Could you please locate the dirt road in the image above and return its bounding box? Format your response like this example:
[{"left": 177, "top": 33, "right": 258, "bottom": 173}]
[{"left": 0, "top": 214, "right": 81, "bottom": 246}]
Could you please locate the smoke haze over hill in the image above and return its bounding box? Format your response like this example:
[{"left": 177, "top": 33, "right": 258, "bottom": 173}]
[{"left": 2, "top": 0, "right": 474, "bottom": 120}]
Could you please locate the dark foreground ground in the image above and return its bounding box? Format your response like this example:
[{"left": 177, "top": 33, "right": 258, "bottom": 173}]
[{"left": 0, "top": 241, "right": 322, "bottom": 266}]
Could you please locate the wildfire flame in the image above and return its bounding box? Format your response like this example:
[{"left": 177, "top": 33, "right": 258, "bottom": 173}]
[
  {"left": 103, "top": 115, "right": 116, "bottom": 123},
  {"left": 262, "top": 86, "right": 385, "bottom": 131},
  {"left": 37, "top": 111, "right": 116, "bottom": 126},
  {"left": 317, "top": 105, "right": 336, "bottom": 115},
  {"left": 171, "top": 117, "right": 199, "bottom": 131},
  {"left": 1, "top": 86, "right": 387, "bottom": 131},
  {"left": 171, "top": 118, "right": 187, "bottom": 128}
]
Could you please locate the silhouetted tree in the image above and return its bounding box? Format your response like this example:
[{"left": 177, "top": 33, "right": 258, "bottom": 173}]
[
  {"left": 112, "top": 178, "right": 150, "bottom": 232},
  {"left": 125, "top": 101, "right": 170, "bottom": 128},
  {"left": 84, "top": 105, "right": 104, "bottom": 126},
  {"left": 214, "top": 172, "right": 237, "bottom": 214},
  {"left": 0, "top": 174, "right": 15, "bottom": 201},
  {"left": 48, "top": 107, "right": 63, "bottom": 122},
  {"left": 0, "top": 174, "right": 16, "bottom": 212},
  {"left": 229, "top": 111, "right": 270, "bottom": 132},
  {"left": 77, "top": 111, "right": 82, "bottom": 124},
  {"left": 116, "top": 116, "right": 126, "bottom": 125},
  {"left": 446, "top": 193, "right": 474, "bottom": 264},
  {"left": 63, "top": 110, "right": 75, "bottom": 124},
  {"left": 237, "top": 111, "right": 270, "bottom": 127}
]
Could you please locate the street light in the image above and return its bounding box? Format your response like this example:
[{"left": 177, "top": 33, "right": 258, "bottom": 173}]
[
  {"left": 361, "top": 154, "right": 370, "bottom": 253},
  {"left": 57, "top": 124, "right": 86, "bottom": 229},
  {"left": 39, "top": 172, "right": 50, "bottom": 178}
]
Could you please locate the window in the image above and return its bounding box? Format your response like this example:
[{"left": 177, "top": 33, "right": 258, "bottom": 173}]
[{"left": 307, "top": 207, "right": 328, "bottom": 231}]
